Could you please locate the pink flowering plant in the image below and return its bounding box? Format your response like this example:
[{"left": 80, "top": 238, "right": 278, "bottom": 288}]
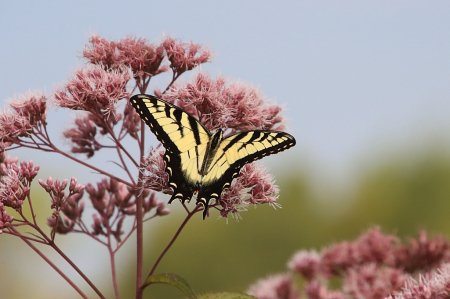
[
  {"left": 0, "top": 35, "right": 287, "bottom": 299},
  {"left": 247, "top": 227, "right": 450, "bottom": 299}
]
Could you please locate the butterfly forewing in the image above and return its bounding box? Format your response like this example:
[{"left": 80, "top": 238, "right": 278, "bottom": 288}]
[{"left": 130, "top": 95, "right": 210, "bottom": 203}]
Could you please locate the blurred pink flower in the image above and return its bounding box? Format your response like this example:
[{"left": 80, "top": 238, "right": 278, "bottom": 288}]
[
  {"left": 287, "top": 250, "right": 321, "bottom": 281},
  {"left": 321, "top": 227, "right": 398, "bottom": 276},
  {"left": 247, "top": 273, "right": 299, "bottom": 299},
  {"left": 386, "top": 263, "right": 450, "bottom": 299},
  {"left": 250, "top": 227, "right": 450, "bottom": 299},
  {"left": 395, "top": 230, "right": 450, "bottom": 273},
  {"left": 343, "top": 263, "right": 406, "bottom": 299},
  {"left": 305, "top": 281, "right": 345, "bottom": 299}
]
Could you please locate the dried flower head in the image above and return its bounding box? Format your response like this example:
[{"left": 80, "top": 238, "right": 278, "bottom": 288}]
[{"left": 41, "top": 176, "right": 85, "bottom": 234}]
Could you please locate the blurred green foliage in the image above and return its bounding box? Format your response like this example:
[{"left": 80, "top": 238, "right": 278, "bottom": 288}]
[{"left": 3, "top": 145, "right": 450, "bottom": 298}]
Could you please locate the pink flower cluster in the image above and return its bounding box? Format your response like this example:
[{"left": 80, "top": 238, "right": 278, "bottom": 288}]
[
  {"left": 0, "top": 152, "right": 40, "bottom": 233},
  {"left": 162, "top": 37, "right": 211, "bottom": 77},
  {"left": 43, "top": 177, "right": 168, "bottom": 240},
  {"left": 53, "top": 64, "right": 131, "bottom": 115},
  {"left": 62, "top": 112, "right": 121, "bottom": 157},
  {"left": 83, "top": 35, "right": 168, "bottom": 78},
  {"left": 82, "top": 34, "right": 211, "bottom": 89},
  {"left": 162, "top": 73, "right": 285, "bottom": 133},
  {"left": 0, "top": 92, "right": 48, "bottom": 148},
  {"left": 247, "top": 227, "right": 450, "bottom": 299},
  {"left": 141, "top": 149, "right": 281, "bottom": 219},
  {"left": 0, "top": 154, "right": 39, "bottom": 209},
  {"left": 140, "top": 148, "right": 171, "bottom": 194},
  {"left": 217, "top": 163, "right": 280, "bottom": 218}
]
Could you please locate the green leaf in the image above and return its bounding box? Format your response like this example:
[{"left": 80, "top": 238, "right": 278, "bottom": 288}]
[
  {"left": 143, "top": 272, "right": 197, "bottom": 299},
  {"left": 193, "top": 291, "right": 257, "bottom": 299}
]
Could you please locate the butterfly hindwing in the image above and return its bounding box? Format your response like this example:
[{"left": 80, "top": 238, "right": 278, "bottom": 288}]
[{"left": 130, "top": 94, "right": 211, "bottom": 203}]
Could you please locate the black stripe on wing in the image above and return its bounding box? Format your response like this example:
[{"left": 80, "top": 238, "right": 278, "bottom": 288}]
[
  {"left": 129, "top": 94, "right": 211, "bottom": 153},
  {"left": 130, "top": 94, "right": 211, "bottom": 204},
  {"left": 222, "top": 130, "right": 296, "bottom": 169}
]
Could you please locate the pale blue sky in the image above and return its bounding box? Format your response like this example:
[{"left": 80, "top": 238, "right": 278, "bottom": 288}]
[{"left": 1, "top": 0, "right": 450, "bottom": 182}]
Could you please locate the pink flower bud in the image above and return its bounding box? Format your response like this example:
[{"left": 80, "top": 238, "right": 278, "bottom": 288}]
[
  {"left": 61, "top": 178, "right": 68, "bottom": 191},
  {"left": 39, "top": 179, "right": 51, "bottom": 192},
  {"left": 156, "top": 202, "right": 170, "bottom": 216},
  {"left": 69, "top": 177, "right": 77, "bottom": 192}
]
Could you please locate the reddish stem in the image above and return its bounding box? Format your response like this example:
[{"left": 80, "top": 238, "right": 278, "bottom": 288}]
[
  {"left": 11, "top": 227, "right": 89, "bottom": 299},
  {"left": 107, "top": 232, "right": 120, "bottom": 299},
  {"left": 145, "top": 205, "right": 200, "bottom": 282},
  {"left": 30, "top": 224, "right": 106, "bottom": 299},
  {"left": 135, "top": 120, "right": 146, "bottom": 299}
]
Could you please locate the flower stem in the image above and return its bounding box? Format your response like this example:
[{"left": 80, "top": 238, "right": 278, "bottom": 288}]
[
  {"left": 145, "top": 205, "right": 200, "bottom": 281},
  {"left": 135, "top": 120, "right": 146, "bottom": 299},
  {"left": 11, "top": 227, "right": 89, "bottom": 299},
  {"left": 30, "top": 224, "right": 106, "bottom": 299},
  {"left": 108, "top": 237, "right": 120, "bottom": 299}
]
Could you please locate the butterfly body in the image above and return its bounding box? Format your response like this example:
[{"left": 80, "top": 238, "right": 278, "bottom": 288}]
[{"left": 130, "top": 94, "right": 296, "bottom": 219}]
